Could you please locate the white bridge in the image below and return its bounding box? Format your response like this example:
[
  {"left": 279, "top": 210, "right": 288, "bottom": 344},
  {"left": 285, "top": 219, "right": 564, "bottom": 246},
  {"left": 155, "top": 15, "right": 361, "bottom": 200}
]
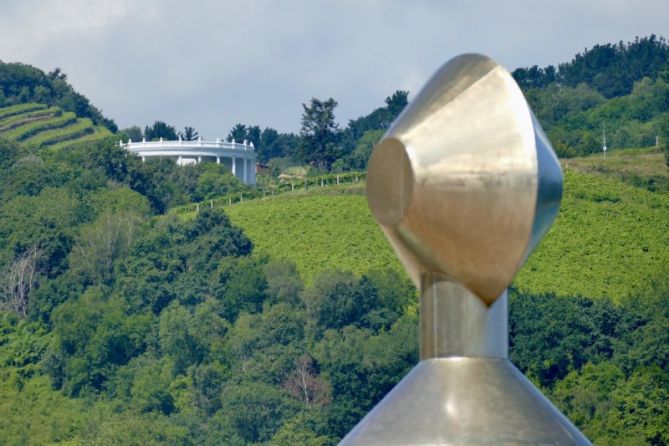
[{"left": 120, "top": 137, "right": 257, "bottom": 185}]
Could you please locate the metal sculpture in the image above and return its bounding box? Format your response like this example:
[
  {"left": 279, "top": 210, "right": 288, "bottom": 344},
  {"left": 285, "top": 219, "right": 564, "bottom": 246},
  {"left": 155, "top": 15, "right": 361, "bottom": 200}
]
[{"left": 340, "top": 54, "right": 591, "bottom": 445}]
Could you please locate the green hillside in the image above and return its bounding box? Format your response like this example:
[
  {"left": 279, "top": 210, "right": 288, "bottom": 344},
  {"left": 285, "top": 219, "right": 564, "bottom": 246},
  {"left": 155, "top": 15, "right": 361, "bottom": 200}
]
[
  {"left": 0, "top": 102, "right": 112, "bottom": 149},
  {"left": 224, "top": 158, "right": 669, "bottom": 303},
  {"left": 565, "top": 147, "right": 669, "bottom": 192},
  {"left": 226, "top": 192, "right": 400, "bottom": 285},
  {"left": 0, "top": 38, "right": 668, "bottom": 445}
]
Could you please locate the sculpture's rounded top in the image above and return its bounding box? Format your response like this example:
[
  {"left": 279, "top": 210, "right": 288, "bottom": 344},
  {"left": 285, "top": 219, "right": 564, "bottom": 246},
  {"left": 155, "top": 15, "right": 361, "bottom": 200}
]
[{"left": 366, "top": 54, "right": 562, "bottom": 304}]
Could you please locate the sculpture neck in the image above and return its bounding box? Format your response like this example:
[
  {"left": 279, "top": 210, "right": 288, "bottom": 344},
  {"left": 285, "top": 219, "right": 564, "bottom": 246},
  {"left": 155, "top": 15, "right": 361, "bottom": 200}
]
[{"left": 420, "top": 274, "right": 508, "bottom": 360}]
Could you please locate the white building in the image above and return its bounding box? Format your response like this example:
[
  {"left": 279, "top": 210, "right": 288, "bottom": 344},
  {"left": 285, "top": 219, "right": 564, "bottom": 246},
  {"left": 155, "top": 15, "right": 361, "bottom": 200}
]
[{"left": 120, "top": 136, "right": 256, "bottom": 185}]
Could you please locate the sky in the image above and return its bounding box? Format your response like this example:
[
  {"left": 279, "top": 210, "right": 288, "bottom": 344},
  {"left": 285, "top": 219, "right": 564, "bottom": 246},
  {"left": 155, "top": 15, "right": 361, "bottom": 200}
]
[{"left": 1, "top": 0, "right": 668, "bottom": 138}]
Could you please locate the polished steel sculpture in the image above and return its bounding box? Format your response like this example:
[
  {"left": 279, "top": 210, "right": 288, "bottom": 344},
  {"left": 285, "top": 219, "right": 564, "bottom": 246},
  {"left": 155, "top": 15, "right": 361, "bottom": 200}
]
[{"left": 340, "top": 54, "right": 591, "bottom": 445}]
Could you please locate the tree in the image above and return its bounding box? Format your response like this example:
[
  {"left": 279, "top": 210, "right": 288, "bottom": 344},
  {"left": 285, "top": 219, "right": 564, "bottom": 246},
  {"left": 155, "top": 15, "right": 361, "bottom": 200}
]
[
  {"left": 1, "top": 246, "right": 42, "bottom": 318},
  {"left": 299, "top": 97, "right": 341, "bottom": 168},
  {"left": 130, "top": 356, "right": 175, "bottom": 415},
  {"left": 178, "top": 126, "right": 199, "bottom": 141},
  {"left": 258, "top": 127, "right": 281, "bottom": 163},
  {"left": 158, "top": 303, "right": 203, "bottom": 374},
  {"left": 227, "top": 123, "right": 247, "bottom": 142},
  {"left": 122, "top": 126, "right": 143, "bottom": 142},
  {"left": 68, "top": 210, "right": 143, "bottom": 286},
  {"left": 264, "top": 259, "right": 303, "bottom": 305},
  {"left": 144, "top": 121, "right": 177, "bottom": 141},
  {"left": 193, "top": 164, "right": 241, "bottom": 201},
  {"left": 212, "top": 256, "right": 267, "bottom": 322},
  {"left": 384, "top": 90, "right": 409, "bottom": 119},
  {"left": 217, "top": 381, "right": 300, "bottom": 443},
  {"left": 332, "top": 129, "right": 384, "bottom": 172},
  {"left": 283, "top": 354, "right": 332, "bottom": 406},
  {"left": 270, "top": 412, "right": 333, "bottom": 446},
  {"left": 246, "top": 125, "right": 261, "bottom": 147}
]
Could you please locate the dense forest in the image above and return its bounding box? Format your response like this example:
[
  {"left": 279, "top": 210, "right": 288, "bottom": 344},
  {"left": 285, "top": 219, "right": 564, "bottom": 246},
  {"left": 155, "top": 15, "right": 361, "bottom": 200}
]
[{"left": 0, "top": 36, "right": 668, "bottom": 445}]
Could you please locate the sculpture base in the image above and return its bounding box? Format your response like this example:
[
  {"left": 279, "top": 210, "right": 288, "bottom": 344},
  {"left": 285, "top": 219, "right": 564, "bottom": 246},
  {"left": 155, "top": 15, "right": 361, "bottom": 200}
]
[{"left": 339, "top": 358, "right": 591, "bottom": 445}]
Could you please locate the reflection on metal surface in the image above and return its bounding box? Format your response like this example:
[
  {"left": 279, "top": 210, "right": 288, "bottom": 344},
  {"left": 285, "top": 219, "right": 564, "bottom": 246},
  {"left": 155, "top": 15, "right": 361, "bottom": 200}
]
[
  {"left": 342, "top": 358, "right": 588, "bottom": 445},
  {"left": 340, "top": 54, "right": 590, "bottom": 445},
  {"left": 366, "top": 53, "right": 561, "bottom": 304}
]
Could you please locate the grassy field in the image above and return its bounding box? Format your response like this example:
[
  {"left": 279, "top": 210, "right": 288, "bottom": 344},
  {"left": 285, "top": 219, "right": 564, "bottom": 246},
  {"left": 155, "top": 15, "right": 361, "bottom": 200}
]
[
  {"left": 515, "top": 169, "right": 669, "bottom": 301},
  {"left": 564, "top": 147, "right": 669, "bottom": 192},
  {"left": 226, "top": 191, "right": 401, "bottom": 286},
  {"left": 222, "top": 157, "right": 669, "bottom": 302}
]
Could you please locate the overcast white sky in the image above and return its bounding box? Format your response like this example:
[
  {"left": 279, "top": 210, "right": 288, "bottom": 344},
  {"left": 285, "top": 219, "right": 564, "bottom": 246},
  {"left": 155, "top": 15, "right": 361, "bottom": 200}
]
[{"left": 1, "top": 0, "right": 667, "bottom": 137}]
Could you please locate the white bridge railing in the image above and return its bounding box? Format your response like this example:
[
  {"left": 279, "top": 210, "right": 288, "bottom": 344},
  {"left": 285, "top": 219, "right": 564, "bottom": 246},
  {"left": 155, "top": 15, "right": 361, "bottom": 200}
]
[
  {"left": 119, "top": 137, "right": 257, "bottom": 185},
  {"left": 120, "top": 137, "right": 255, "bottom": 152}
]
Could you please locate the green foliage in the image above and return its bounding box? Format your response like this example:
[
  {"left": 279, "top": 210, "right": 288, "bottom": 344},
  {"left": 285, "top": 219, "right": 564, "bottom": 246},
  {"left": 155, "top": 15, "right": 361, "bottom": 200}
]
[
  {"left": 526, "top": 76, "right": 669, "bottom": 156},
  {"left": 224, "top": 170, "right": 669, "bottom": 302},
  {"left": 193, "top": 163, "right": 242, "bottom": 200},
  {"left": 509, "top": 290, "right": 618, "bottom": 386},
  {"left": 0, "top": 62, "right": 117, "bottom": 131},
  {"left": 48, "top": 289, "right": 153, "bottom": 395},
  {"left": 554, "top": 364, "right": 669, "bottom": 445},
  {"left": 0, "top": 187, "right": 87, "bottom": 277},
  {"left": 0, "top": 38, "right": 668, "bottom": 445},
  {"left": 212, "top": 256, "right": 267, "bottom": 322},
  {"left": 24, "top": 117, "right": 96, "bottom": 146},
  {"left": 513, "top": 36, "right": 669, "bottom": 157},
  {"left": 47, "top": 127, "right": 113, "bottom": 151},
  {"left": 270, "top": 412, "right": 333, "bottom": 446},
  {"left": 2, "top": 111, "right": 75, "bottom": 141},
  {"left": 227, "top": 123, "right": 249, "bottom": 143},
  {"left": 144, "top": 121, "right": 177, "bottom": 141},
  {"left": 178, "top": 125, "right": 198, "bottom": 141},
  {"left": 515, "top": 170, "right": 669, "bottom": 302},
  {"left": 226, "top": 194, "right": 400, "bottom": 285},
  {"left": 0, "top": 102, "right": 46, "bottom": 120},
  {"left": 71, "top": 210, "right": 142, "bottom": 286},
  {"left": 299, "top": 97, "right": 341, "bottom": 168},
  {"left": 338, "top": 90, "right": 407, "bottom": 153},
  {"left": 214, "top": 381, "right": 300, "bottom": 444},
  {"left": 0, "top": 105, "right": 59, "bottom": 130},
  {"left": 257, "top": 128, "right": 299, "bottom": 163},
  {"left": 332, "top": 129, "right": 384, "bottom": 172},
  {"left": 264, "top": 258, "right": 303, "bottom": 305},
  {"left": 314, "top": 316, "right": 418, "bottom": 437},
  {"left": 514, "top": 35, "right": 669, "bottom": 98},
  {"left": 303, "top": 270, "right": 410, "bottom": 335},
  {"left": 0, "top": 103, "right": 112, "bottom": 150},
  {"left": 122, "top": 125, "right": 143, "bottom": 141},
  {"left": 564, "top": 147, "right": 669, "bottom": 193},
  {"left": 0, "top": 137, "right": 20, "bottom": 177}
]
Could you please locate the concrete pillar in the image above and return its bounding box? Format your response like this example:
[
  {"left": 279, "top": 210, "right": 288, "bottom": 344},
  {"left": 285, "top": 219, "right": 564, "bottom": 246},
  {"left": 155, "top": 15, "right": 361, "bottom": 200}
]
[
  {"left": 197, "top": 155, "right": 202, "bottom": 164},
  {"left": 250, "top": 161, "right": 256, "bottom": 185},
  {"left": 243, "top": 158, "right": 248, "bottom": 183},
  {"left": 216, "top": 157, "right": 220, "bottom": 164},
  {"left": 232, "top": 157, "right": 237, "bottom": 176}
]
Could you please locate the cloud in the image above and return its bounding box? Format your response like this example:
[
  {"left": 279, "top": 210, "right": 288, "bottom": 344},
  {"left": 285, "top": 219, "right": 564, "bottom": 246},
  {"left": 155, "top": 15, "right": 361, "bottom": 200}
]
[{"left": 1, "top": 0, "right": 667, "bottom": 137}]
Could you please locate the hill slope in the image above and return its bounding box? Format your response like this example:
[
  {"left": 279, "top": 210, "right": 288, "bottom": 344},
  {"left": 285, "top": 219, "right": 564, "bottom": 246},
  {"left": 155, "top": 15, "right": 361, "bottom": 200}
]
[
  {"left": 0, "top": 102, "right": 112, "bottom": 150},
  {"left": 226, "top": 163, "right": 669, "bottom": 302}
]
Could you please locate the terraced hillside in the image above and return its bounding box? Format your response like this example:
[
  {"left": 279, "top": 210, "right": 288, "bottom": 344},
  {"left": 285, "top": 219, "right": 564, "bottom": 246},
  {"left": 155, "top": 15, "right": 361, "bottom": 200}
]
[
  {"left": 0, "top": 102, "right": 112, "bottom": 149},
  {"left": 223, "top": 164, "right": 669, "bottom": 303}
]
